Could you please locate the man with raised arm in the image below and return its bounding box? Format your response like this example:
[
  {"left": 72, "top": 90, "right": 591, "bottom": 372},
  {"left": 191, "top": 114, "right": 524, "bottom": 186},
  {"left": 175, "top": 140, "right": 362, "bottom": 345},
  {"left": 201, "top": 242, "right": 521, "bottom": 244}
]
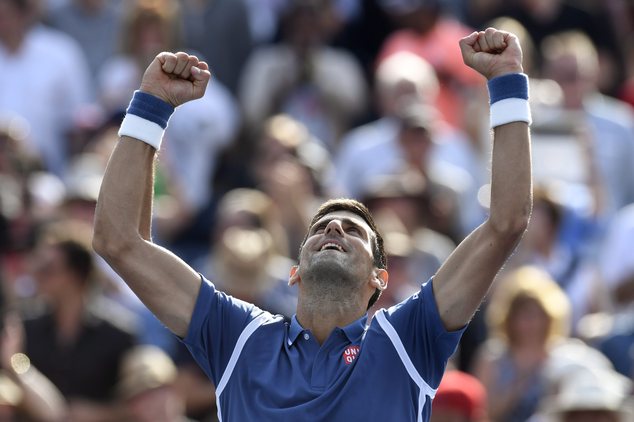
[{"left": 93, "top": 28, "right": 532, "bottom": 421}]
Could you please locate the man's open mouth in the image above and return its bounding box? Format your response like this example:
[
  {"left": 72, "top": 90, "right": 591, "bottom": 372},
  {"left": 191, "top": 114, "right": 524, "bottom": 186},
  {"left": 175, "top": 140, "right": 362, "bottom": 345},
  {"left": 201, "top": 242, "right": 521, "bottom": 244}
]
[{"left": 320, "top": 242, "right": 345, "bottom": 252}]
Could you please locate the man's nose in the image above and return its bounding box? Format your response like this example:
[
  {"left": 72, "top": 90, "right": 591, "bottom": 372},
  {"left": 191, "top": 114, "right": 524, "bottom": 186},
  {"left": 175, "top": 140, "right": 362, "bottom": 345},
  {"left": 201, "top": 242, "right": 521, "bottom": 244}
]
[{"left": 325, "top": 220, "right": 344, "bottom": 235}]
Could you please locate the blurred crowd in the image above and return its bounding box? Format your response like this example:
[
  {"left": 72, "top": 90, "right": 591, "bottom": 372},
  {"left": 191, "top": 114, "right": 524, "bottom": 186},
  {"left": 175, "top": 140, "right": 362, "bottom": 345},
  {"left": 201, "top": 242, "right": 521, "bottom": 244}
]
[{"left": 0, "top": 0, "right": 633, "bottom": 421}]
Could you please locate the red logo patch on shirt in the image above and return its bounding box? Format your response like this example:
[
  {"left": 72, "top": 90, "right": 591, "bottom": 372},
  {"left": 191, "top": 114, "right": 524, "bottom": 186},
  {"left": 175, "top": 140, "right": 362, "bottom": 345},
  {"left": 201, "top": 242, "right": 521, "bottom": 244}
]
[{"left": 342, "top": 345, "right": 360, "bottom": 365}]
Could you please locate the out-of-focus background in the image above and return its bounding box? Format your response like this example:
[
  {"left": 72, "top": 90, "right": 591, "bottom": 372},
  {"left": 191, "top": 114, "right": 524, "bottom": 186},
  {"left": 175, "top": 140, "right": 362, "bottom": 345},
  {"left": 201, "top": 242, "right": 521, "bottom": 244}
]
[{"left": 0, "top": 0, "right": 633, "bottom": 421}]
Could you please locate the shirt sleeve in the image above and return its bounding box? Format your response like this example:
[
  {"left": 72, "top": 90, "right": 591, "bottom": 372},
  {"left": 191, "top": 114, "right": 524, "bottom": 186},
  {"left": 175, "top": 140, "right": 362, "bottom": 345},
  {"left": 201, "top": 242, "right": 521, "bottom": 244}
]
[
  {"left": 181, "top": 275, "right": 267, "bottom": 386},
  {"left": 382, "top": 278, "right": 467, "bottom": 388}
]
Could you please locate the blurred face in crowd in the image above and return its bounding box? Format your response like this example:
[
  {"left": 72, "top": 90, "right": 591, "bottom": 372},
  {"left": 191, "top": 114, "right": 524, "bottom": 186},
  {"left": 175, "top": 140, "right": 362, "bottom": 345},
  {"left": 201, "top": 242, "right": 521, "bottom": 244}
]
[
  {"left": 284, "top": 1, "right": 333, "bottom": 53},
  {"left": 133, "top": 16, "right": 167, "bottom": 65},
  {"left": 505, "top": 296, "right": 551, "bottom": 346},
  {"left": 522, "top": 200, "right": 559, "bottom": 254},
  {"left": 543, "top": 53, "right": 589, "bottom": 109},
  {"left": 214, "top": 210, "right": 274, "bottom": 275},
  {"left": 0, "top": 0, "right": 30, "bottom": 46},
  {"left": 399, "top": 126, "right": 434, "bottom": 170},
  {"left": 32, "top": 245, "right": 77, "bottom": 301}
]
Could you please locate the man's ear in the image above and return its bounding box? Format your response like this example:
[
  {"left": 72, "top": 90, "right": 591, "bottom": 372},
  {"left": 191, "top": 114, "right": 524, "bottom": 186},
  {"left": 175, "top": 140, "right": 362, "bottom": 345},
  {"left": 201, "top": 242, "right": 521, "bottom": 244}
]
[
  {"left": 371, "top": 269, "right": 389, "bottom": 291},
  {"left": 289, "top": 265, "right": 301, "bottom": 286}
]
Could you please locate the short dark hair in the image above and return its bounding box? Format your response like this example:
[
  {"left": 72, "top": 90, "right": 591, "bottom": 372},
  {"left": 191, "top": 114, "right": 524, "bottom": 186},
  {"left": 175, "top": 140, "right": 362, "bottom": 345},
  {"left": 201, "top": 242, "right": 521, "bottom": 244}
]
[
  {"left": 56, "top": 240, "right": 94, "bottom": 286},
  {"left": 39, "top": 220, "right": 95, "bottom": 286},
  {"left": 299, "top": 198, "right": 387, "bottom": 309}
]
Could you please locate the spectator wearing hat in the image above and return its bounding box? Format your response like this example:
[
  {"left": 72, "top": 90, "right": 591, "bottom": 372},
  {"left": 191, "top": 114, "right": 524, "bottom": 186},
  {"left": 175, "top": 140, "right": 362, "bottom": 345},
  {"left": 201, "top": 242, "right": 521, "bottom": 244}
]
[
  {"left": 432, "top": 370, "right": 488, "bottom": 422},
  {"left": 536, "top": 366, "right": 633, "bottom": 422},
  {"left": 118, "top": 345, "right": 191, "bottom": 422}
]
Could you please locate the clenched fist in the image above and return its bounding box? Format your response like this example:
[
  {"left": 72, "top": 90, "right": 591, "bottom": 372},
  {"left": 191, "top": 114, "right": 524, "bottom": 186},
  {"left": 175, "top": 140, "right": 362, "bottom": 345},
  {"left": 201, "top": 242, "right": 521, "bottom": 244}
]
[
  {"left": 139, "top": 52, "right": 212, "bottom": 108},
  {"left": 459, "top": 28, "right": 523, "bottom": 80}
]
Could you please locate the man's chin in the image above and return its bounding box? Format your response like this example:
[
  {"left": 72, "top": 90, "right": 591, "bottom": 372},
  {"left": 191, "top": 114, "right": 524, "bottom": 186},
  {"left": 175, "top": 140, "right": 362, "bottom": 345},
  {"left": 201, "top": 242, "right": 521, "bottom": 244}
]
[{"left": 304, "top": 258, "right": 352, "bottom": 282}]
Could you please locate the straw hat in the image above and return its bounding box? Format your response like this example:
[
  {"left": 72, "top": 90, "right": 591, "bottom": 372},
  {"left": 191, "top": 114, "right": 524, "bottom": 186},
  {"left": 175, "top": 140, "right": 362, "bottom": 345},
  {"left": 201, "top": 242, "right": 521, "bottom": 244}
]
[{"left": 117, "top": 346, "right": 177, "bottom": 400}]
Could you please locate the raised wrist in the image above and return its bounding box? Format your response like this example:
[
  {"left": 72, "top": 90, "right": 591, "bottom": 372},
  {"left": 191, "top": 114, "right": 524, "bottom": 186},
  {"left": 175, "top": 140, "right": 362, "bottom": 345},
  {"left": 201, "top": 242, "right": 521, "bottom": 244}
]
[{"left": 487, "top": 65, "right": 524, "bottom": 80}]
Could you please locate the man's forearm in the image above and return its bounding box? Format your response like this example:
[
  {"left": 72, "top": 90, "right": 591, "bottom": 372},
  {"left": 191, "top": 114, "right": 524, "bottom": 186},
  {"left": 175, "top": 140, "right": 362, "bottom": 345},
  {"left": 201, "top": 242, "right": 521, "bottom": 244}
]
[
  {"left": 488, "top": 121, "right": 532, "bottom": 236},
  {"left": 94, "top": 138, "right": 156, "bottom": 252}
]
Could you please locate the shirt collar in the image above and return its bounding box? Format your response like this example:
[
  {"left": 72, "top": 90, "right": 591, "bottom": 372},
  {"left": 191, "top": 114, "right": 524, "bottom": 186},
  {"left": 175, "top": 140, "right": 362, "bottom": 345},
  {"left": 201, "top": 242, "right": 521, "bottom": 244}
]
[
  {"left": 287, "top": 315, "right": 304, "bottom": 346},
  {"left": 287, "top": 314, "right": 369, "bottom": 347},
  {"left": 340, "top": 314, "right": 369, "bottom": 343}
]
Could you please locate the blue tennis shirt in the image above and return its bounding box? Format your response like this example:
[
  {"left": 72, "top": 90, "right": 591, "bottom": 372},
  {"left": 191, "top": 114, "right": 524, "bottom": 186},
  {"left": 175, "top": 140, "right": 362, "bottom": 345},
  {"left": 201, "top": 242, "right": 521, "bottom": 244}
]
[{"left": 183, "top": 276, "right": 466, "bottom": 421}]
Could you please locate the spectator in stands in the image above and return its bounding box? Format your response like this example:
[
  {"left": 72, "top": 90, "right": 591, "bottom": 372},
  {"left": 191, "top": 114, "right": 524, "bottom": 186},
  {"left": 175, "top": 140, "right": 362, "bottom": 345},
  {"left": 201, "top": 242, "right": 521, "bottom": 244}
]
[
  {"left": 97, "top": 0, "right": 181, "bottom": 113},
  {"left": 252, "top": 114, "right": 331, "bottom": 257},
  {"left": 238, "top": 0, "right": 368, "bottom": 151},
  {"left": 541, "top": 30, "right": 634, "bottom": 216},
  {"left": 194, "top": 188, "right": 298, "bottom": 318},
  {"left": 377, "top": 0, "right": 484, "bottom": 131},
  {"left": 46, "top": 0, "right": 123, "bottom": 81},
  {"left": 474, "top": 266, "right": 571, "bottom": 422},
  {"left": 595, "top": 203, "right": 634, "bottom": 378},
  {"left": 332, "top": 51, "right": 485, "bottom": 237},
  {"left": 180, "top": 0, "right": 253, "bottom": 94},
  {"left": 431, "top": 370, "right": 488, "bottom": 422},
  {"left": 0, "top": 278, "right": 67, "bottom": 421},
  {"left": 508, "top": 188, "right": 607, "bottom": 329},
  {"left": 98, "top": 0, "right": 240, "bottom": 256},
  {"left": 24, "top": 220, "right": 136, "bottom": 420},
  {"left": 118, "top": 346, "right": 187, "bottom": 422},
  {"left": 506, "top": 0, "right": 624, "bottom": 95},
  {"left": 0, "top": 0, "right": 92, "bottom": 175},
  {"left": 536, "top": 365, "right": 633, "bottom": 422}
]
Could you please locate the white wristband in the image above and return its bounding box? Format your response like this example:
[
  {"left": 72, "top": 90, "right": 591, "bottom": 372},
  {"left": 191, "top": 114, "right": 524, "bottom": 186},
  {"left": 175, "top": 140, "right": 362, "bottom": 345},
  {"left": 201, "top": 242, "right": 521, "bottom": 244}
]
[
  {"left": 487, "top": 73, "right": 531, "bottom": 129},
  {"left": 118, "top": 90, "right": 175, "bottom": 150},
  {"left": 490, "top": 98, "right": 532, "bottom": 128},
  {"left": 118, "top": 114, "right": 165, "bottom": 150}
]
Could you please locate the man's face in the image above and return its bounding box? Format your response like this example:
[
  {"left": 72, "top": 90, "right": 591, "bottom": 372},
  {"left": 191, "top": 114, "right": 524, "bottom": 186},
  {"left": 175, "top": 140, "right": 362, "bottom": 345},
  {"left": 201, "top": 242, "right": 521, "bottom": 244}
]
[{"left": 297, "top": 210, "right": 376, "bottom": 287}]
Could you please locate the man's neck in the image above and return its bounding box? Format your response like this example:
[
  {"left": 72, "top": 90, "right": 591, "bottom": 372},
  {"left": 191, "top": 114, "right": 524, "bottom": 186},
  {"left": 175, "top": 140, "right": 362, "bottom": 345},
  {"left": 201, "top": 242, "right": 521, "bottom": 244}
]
[{"left": 296, "top": 295, "right": 366, "bottom": 345}]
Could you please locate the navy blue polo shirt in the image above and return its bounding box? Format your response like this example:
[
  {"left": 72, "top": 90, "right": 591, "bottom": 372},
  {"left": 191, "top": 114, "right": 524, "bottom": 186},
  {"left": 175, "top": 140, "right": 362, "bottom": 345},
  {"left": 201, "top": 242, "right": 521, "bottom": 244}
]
[{"left": 183, "top": 276, "right": 465, "bottom": 421}]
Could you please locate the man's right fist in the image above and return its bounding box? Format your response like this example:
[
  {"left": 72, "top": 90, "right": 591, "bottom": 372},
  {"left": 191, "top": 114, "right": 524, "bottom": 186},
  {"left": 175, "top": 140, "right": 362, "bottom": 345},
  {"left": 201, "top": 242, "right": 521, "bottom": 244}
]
[
  {"left": 459, "top": 28, "right": 523, "bottom": 80},
  {"left": 139, "top": 52, "right": 211, "bottom": 108}
]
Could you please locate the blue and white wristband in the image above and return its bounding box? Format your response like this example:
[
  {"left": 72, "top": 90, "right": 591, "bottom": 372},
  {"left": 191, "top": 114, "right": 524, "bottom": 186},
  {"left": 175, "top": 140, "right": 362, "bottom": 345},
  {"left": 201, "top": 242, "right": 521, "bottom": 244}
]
[
  {"left": 488, "top": 73, "right": 532, "bottom": 128},
  {"left": 118, "top": 91, "right": 175, "bottom": 150}
]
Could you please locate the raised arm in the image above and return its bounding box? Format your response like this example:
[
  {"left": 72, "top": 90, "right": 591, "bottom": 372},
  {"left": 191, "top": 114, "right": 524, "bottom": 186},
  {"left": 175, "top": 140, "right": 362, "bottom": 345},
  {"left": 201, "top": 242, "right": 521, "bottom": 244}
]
[
  {"left": 432, "top": 29, "right": 532, "bottom": 330},
  {"left": 93, "top": 52, "right": 211, "bottom": 337}
]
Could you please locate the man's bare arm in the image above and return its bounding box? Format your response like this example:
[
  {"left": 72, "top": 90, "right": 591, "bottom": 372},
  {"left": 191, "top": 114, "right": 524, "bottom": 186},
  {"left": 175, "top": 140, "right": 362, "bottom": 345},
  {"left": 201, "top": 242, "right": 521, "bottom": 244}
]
[
  {"left": 432, "top": 29, "right": 532, "bottom": 330},
  {"left": 93, "top": 52, "right": 211, "bottom": 337}
]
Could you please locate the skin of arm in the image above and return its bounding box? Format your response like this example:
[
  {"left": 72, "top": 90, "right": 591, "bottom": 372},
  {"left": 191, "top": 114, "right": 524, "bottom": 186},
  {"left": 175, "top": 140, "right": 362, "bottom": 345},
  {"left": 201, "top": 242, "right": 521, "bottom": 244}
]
[
  {"left": 93, "top": 52, "right": 212, "bottom": 338},
  {"left": 433, "top": 29, "right": 533, "bottom": 331}
]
